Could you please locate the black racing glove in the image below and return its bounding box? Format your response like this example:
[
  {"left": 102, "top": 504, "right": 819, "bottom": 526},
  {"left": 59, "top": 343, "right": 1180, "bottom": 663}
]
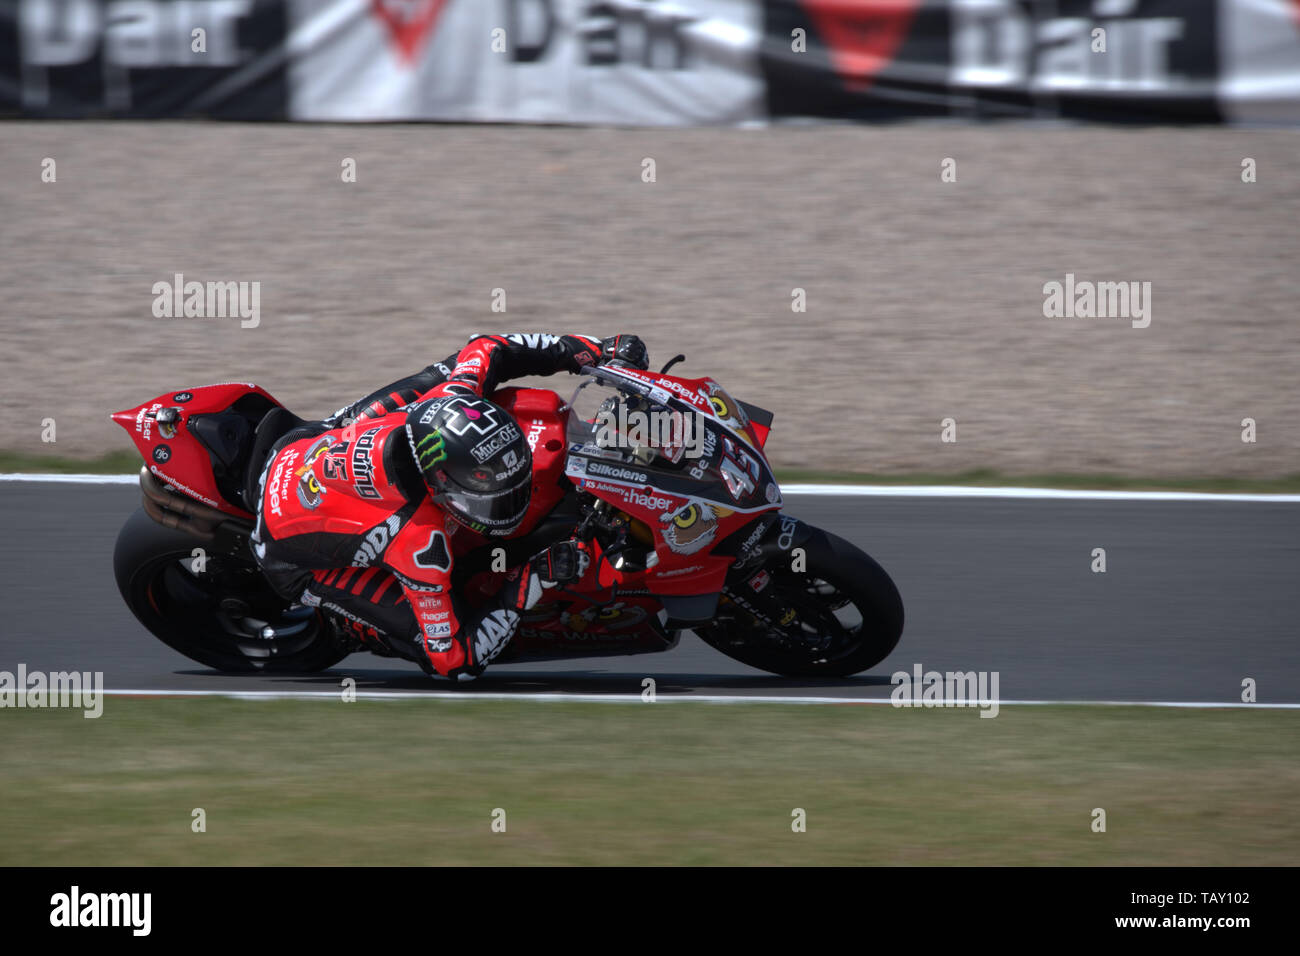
[
  {"left": 599, "top": 334, "right": 650, "bottom": 371},
  {"left": 532, "top": 539, "right": 582, "bottom": 584},
  {"left": 447, "top": 540, "right": 585, "bottom": 682},
  {"left": 505, "top": 539, "right": 585, "bottom": 611}
]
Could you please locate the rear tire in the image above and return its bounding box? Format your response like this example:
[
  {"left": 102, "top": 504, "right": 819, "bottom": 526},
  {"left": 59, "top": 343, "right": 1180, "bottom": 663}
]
[
  {"left": 113, "top": 507, "right": 347, "bottom": 673},
  {"left": 697, "top": 525, "right": 903, "bottom": 677}
]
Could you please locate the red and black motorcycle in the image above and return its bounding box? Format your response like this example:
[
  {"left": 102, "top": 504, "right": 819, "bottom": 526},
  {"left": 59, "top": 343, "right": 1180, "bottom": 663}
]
[{"left": 110, "top": 359, "right": 903, "bottom": 678}]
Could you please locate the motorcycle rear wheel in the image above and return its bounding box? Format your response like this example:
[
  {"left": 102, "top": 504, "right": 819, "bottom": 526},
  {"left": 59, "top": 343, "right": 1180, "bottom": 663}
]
[{"left": 113, "top": 507, "right": 348, "bottom": 673}]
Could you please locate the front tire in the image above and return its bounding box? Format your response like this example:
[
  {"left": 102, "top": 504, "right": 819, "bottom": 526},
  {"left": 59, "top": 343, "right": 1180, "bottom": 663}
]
[
  {"left": 697, "top": 524, "right": 904, "bottom": 677},
  {"left": 113, "top": 507, "right": 348, "bottom": 673}
]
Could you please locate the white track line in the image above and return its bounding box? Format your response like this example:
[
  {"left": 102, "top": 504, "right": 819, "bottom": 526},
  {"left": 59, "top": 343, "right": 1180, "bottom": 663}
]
[
  {"left": 1, "top": 473, "right": 140, "bottom": 484},
  {"left": 779, "top": 484, "right": 1300, "bottom": 502},
  {"left": 94, "top": 689, "right": 1300, "bottom": 708},
  {"left": 3, "top": 473, "right": 1299, "bottom": 502}
]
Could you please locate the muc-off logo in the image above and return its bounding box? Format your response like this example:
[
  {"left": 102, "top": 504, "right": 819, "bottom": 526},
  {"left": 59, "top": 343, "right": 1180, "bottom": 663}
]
[
  {"left": 585, "top": 461, "right": 647, "bottom": 484},
  {"left": 442, "top": 399, "right": 500, "bottom": 437},
  {"left": 352, "top": 427, "right": 381, "bottom": 499},
  {"left": 470, "top": 422, "right": 521, "bottom": 463}
]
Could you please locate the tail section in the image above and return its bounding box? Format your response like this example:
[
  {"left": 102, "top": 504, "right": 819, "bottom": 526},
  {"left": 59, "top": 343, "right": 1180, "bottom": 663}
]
[{"left": 111, "top": 383, "right": 282, "bottom": 517}]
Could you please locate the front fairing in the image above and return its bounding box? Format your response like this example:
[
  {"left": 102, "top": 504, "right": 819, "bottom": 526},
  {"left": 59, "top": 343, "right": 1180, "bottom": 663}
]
[
  {"left": 565, "top": 367, "right": 781, "bottom": 516},
  {"left": 563, "top": 367, "right": 782, "bottom": 592}
]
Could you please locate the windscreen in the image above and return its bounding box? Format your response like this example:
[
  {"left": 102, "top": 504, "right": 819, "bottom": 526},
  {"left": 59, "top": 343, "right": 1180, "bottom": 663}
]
[{"left": 565, "top": 378, "right": 776, "bottom": 512}]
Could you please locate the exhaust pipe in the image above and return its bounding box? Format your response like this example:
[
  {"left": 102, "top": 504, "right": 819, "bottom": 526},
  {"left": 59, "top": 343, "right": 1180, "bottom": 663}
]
[{"left": 138, "top": 467, "right": 232, "bottom": 539}]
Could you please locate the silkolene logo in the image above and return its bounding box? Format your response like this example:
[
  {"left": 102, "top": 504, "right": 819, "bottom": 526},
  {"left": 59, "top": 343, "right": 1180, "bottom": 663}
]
[{"left": 585, "top": 460, "right": 648, "bottom": 484}]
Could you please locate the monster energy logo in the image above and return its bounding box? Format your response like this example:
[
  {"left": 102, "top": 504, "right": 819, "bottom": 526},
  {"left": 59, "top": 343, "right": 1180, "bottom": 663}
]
[{"left": 416, "top": 430, "right": 447, "bottom": 467}]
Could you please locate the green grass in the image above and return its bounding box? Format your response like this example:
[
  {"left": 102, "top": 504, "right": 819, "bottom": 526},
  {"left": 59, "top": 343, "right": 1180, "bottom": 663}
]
[
  {"left": 3, "top": 449, "right": 1299, "bottom": 492},
  {"left": 0, "top": 699, "right": 1295, "bottom": 865},
  {"left": 0, "top": 449, "right": 142, "bottom": 475}
]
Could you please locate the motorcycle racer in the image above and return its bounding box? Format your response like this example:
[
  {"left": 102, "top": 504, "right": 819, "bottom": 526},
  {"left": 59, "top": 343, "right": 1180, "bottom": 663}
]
[{"left": 249, "top": 332, "right": 650, "bottom": 681}]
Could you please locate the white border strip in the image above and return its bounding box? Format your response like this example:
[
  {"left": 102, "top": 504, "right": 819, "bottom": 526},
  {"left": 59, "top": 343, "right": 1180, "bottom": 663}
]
[
  {"left": 779, "top": 483, "right": 1300, "bottom": 502},
  {"left": 96, "top": 689, "right": 1300, "bottom": 708},
  {"left": 0, "top": 473, "right": 139, "bottom": 484},
  {"left": 3, "top": 473, "right": 1300, "bottom": 502}
]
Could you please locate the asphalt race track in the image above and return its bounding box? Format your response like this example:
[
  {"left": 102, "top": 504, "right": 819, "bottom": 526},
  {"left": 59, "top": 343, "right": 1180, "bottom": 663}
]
[{"left": 2, "top": 481, "right": 1297, "bottom": 703}]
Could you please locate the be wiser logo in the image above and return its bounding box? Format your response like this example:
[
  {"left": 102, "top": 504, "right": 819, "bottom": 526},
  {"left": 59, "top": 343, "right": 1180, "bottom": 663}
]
[
  {"left": 371, "top": 0, "right": 451, "bottom": 64},
  {"left": 802, "top": 0, "right": 921, "bottom": 93}
]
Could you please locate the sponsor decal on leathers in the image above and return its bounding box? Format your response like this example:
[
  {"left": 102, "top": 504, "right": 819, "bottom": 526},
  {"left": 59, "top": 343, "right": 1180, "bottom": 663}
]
[{"left": 352, "top": 513, "right": 404, "bottom": 567}]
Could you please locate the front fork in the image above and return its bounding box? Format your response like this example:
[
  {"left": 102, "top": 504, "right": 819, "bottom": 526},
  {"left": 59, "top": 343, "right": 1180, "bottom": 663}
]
[{"left": 715, "top": 512, "right": 813, "bottom": 641}]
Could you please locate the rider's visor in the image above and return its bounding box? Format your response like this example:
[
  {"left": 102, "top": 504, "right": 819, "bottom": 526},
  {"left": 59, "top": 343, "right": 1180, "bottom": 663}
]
[{"left": 436, "top": 472, "right": 532, "bottom": 535}]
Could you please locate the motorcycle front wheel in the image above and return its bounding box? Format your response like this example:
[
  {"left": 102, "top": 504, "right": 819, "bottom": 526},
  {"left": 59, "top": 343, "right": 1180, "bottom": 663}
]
[{"left": 696, "top": 525, "right": 904, "bottom": 678}]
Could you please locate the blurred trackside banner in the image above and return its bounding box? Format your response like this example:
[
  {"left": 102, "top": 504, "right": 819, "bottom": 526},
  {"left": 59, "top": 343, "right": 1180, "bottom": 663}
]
[
  {"left": 764, "top": 0, "right": 1300, "bottom": 124},
  {"left": 287, "top": 0, "right": 764, "bottom": 122},
  {"left": 1, "top": 0, "right": 1298, "bottom": 123},
  {"left": 0, "top": 0, "right": 291, "bottom": 118}
]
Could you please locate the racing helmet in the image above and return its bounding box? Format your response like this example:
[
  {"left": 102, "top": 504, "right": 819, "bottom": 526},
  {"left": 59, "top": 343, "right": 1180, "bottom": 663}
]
[{"left": 404, "top": 394, "right": 533, "bottom": 536}]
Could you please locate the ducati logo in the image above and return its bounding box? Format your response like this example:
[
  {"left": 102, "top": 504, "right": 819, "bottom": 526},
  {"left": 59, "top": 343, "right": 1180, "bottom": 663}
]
[{"left": 370, "top": 0, "right": 449, "bottom": 64}]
